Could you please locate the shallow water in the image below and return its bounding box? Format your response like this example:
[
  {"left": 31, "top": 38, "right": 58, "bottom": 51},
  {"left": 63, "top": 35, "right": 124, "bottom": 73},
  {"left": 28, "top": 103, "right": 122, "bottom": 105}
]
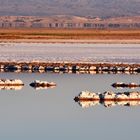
[
  {"left": 0, "top": 72, "right": 140, "bottom": 140},
  {"left": 0, "top": 43, "right": 140, "bottom": 139},
  {"left": 0, "top": 43, "right": 140, "bottom": 63}
]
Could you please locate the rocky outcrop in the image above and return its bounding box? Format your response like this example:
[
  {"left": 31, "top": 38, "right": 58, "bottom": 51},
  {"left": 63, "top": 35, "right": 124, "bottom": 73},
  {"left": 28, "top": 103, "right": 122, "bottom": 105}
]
[
  {"left": 0, "top": 62, "right": 140, "bottom": 74},
  {"left": 0, "top": 79, "right": 24, "bottom": 90},
  {"left": 74, "top": 91, "right": 100, "bottom": 101},
  {"left": 0, "top": 79, "right": 24, "bottom": 86},
  {"left": 30, "top": 80, "right": 56, "bottom": 89},
  {"left": 112, "top": 82, "right": 140, "bottom": 89},
  {"left": 74, "top": 91, "right": 140, "bottom": 101}
]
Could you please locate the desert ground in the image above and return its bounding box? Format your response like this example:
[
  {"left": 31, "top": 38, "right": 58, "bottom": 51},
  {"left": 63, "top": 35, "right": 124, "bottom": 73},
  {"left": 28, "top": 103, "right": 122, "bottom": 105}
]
[{"left": 0, "top": 28, "right": 140, "bottom": 43}]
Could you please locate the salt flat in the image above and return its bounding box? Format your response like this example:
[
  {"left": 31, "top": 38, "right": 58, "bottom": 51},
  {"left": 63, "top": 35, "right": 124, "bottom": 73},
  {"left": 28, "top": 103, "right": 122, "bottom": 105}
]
[{"left": 0, "top": 43, "right": 140, "bottom": 63}]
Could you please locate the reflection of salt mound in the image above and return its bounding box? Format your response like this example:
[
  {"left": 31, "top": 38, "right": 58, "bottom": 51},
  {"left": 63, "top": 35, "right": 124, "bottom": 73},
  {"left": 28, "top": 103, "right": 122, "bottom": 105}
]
[
  {"left": 0, "top": 79, "right": 24, "bottom": 90},
  {"left": 76, "top": 100, "right": 140, "bottom": 108},
  {"left": 78, "top": 101, "right": 100, "bottom": 108},
  {"left": 104, "top": 100, "right": 140, "bottom": 107},
  {"left": 30, "top": 80, "right": 56, "bottom": 90},
  {"left": 33, "top": 85, "right": 56, "bottom": 90},
  {"left": 124, "top": 101, "right": 140, "bottom": 106},
  {"left": 103, "top": 101, "right": 116, "bottom": 108},
  {"left": 0, "top": 85, "right": 23, "bottom": 90}
]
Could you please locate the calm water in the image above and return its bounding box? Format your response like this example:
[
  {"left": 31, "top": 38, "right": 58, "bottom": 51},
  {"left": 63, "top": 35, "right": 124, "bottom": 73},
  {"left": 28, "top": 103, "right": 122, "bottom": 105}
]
[
  {"left": 0, "top": 43, "right": 140, "bottom": 63},
  {"left": 0, "top": 43, "right": 140, "bottom": 140},
  {"left": 0, "top": 72, "right": 140, "bottom": 140}
]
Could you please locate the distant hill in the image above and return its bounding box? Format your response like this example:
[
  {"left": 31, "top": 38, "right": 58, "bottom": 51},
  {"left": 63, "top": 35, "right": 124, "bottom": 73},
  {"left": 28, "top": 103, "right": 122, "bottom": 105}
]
[
  {"left": 0, "top": 16, "right": 140, "bottom": 29},
  {"left": 0, "top": 0, "right": 140, "bottom": 18}
]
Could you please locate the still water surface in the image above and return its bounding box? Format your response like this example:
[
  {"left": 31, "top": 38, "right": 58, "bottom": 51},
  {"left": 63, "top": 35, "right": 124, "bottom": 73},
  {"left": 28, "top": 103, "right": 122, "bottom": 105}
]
[{"left": 0, "top": 72, "right": 140, "bottom": 140}]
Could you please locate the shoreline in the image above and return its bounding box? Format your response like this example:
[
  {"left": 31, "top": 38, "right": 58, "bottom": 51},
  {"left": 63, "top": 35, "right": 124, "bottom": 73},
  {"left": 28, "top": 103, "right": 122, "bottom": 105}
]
[
  {"left": 0, "top": 62, "right": 140, "bottom": 74},
  {"left": 0, "top": 39, "right": 140, "bottom": 44}
]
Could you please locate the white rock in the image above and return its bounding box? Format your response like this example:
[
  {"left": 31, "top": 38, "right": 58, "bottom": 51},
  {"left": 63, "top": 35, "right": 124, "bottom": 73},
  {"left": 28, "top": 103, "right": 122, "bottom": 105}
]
[
  {"left": 116, "top": 94, "right": 128, "bottom": 99},
  {"left": 103, "top": 91, "right": 116, "bottom": 99},
  {"left": 79, "top": 91, "right": 99, "bottom": 99}
]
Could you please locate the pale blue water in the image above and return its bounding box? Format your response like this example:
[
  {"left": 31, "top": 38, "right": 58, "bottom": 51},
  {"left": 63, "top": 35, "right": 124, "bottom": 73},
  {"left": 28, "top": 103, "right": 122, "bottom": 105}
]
[
  {"left": 0, "top": 43, "right": 140, "bottom": 140},
  {"left": 0, "top": 72, "right": 140, "bottom": 140}
]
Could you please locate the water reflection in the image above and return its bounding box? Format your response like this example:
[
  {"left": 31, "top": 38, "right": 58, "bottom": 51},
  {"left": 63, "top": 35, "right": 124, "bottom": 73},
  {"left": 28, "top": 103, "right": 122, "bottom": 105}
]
[
  {"left": 74, "top": 91, "right": 140, "bottom": 108},
  {"left": 0, "top": 79, "right": 24, "bottom": 90},
  {"left": 30, "top": 85, "right": 56, "bottom": 90},
  {"left": 0, "top": 85, "right": 23, "bottom": 90},
  {"left": 74, "top": 91, "right": 140, "bottom": 101},
  {"left": 1, "top": 69, "right": 139, "bottom": 75},
  {"left": 0, "top": 72, "right": 140, "bottom": 140},
  {"left": 76, "top": 100, "right": 140, "bottom": 108},
  {"left": 112, "top": 82, "right": 140, "bottom": 89}
]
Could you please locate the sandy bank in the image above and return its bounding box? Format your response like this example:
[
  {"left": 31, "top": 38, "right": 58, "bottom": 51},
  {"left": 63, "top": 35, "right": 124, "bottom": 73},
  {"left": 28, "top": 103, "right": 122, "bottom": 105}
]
[{"left": 0, "top": 29, "right": 140, "bottom": 44}]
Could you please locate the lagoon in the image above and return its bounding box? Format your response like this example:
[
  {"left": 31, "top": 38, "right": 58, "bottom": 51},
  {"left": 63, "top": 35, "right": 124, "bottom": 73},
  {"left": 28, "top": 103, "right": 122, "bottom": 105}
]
[
  {"left": 0, "top": 42, "right": 140, "bottom": 140},
  {"left": 0, "top": 72, "right": 140, "bottom": 140}
]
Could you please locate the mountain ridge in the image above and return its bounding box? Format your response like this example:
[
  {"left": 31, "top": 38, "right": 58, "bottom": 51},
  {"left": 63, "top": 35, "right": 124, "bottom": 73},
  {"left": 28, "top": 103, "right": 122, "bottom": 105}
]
[{"left": 0, "top": 0, "right": 140, "bottom": 18}]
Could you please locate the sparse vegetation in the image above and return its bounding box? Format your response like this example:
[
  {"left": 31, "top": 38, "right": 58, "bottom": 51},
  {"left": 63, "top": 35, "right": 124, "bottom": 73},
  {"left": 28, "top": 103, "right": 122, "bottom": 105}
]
[{"left": 0, "top": 29, "right": 140, "bottom": 40}]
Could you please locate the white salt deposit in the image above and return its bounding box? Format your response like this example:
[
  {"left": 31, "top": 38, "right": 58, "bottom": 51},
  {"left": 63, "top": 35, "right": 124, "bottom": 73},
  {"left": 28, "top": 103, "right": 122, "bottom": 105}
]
[{"left": 0, "top": 43, "right": 140, "bottom": 63}]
